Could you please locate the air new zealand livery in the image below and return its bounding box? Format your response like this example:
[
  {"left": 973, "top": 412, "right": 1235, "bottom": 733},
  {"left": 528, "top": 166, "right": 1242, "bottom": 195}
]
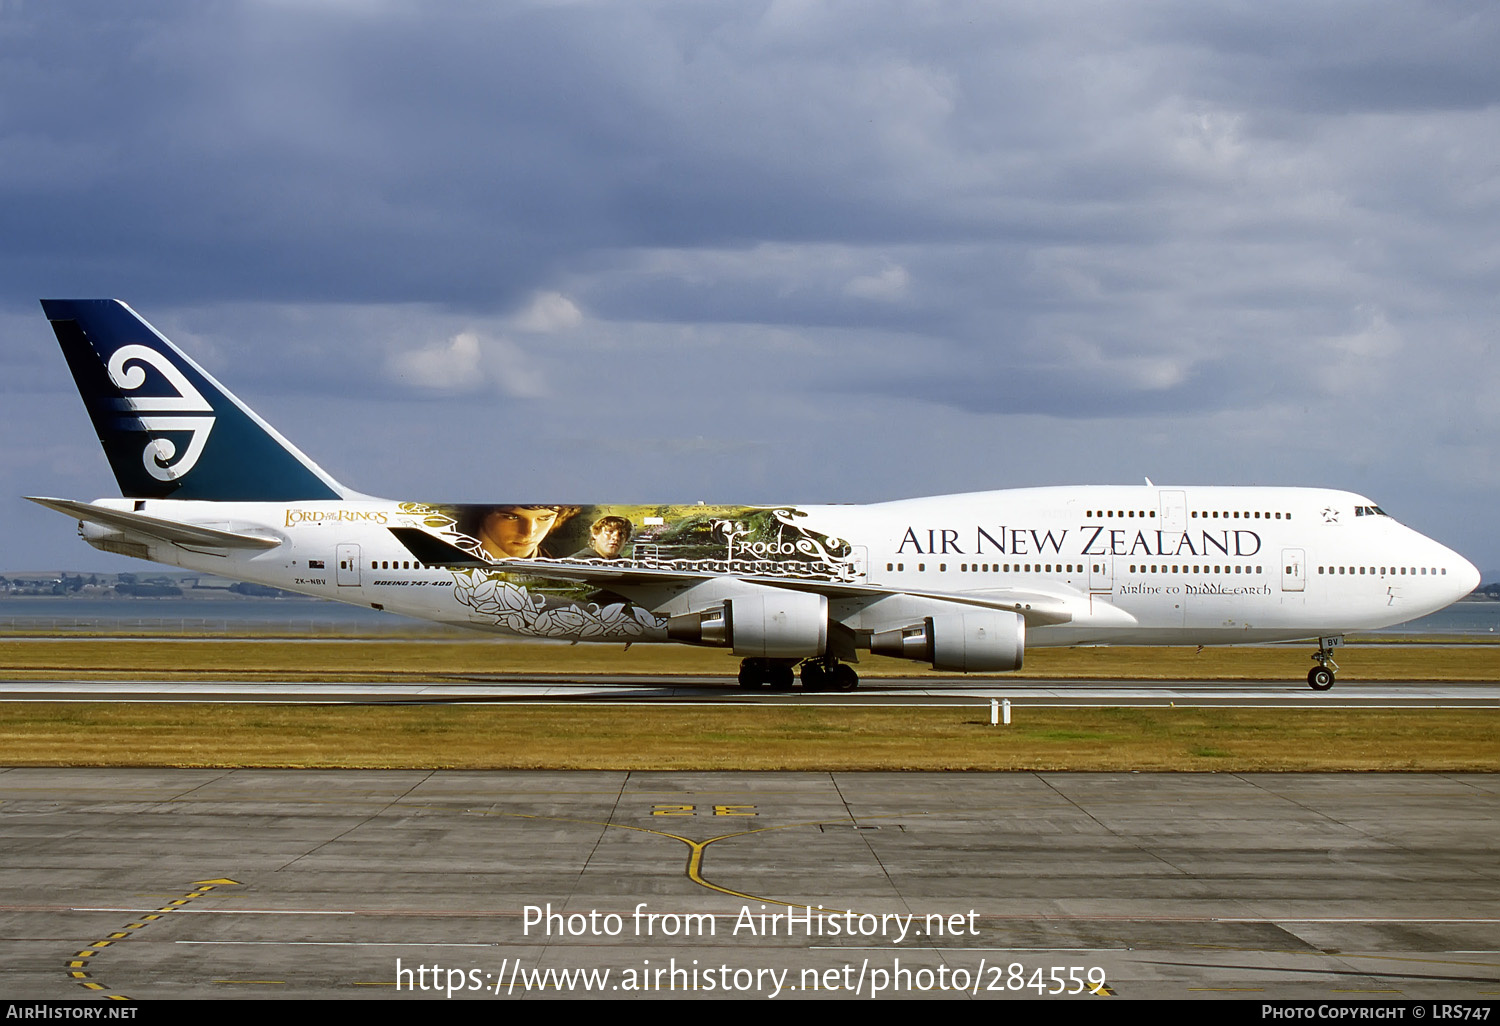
[{"left": 32, "top": 299, "right": 1479, "bottom": 691}]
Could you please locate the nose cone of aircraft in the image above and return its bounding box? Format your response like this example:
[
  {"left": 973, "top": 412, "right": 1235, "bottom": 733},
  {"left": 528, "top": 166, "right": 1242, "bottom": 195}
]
[{"left": 1452, "top": 551, "right": 1482, "bottom": 600}]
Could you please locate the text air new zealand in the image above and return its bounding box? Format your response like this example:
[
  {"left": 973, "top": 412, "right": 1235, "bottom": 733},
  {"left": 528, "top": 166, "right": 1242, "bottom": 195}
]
[{"left": 32, "top": 299, "right": 1479, "bottom": 691}]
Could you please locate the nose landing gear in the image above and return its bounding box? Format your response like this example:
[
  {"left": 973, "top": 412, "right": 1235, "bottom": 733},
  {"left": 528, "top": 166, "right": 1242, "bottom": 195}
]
[{"left": 1307, "top": 636, "right": 1341, "bottom": 691}]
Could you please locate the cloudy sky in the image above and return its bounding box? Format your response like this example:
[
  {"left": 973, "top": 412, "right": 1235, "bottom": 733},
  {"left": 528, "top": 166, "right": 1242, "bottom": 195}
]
[{"left": 2, "top": 0, "right": 1498, "bottom": 573}]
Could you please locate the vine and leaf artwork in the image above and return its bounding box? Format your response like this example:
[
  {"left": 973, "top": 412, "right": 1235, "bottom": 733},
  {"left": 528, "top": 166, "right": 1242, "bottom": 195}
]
[{"left": 397, "top": 502, "right": 862, "bottom": 640}]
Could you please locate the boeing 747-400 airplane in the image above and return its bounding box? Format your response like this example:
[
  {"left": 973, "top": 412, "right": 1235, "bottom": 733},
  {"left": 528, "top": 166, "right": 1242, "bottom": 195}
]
[{"left": 30, "top": 299, "right": 1479, "bottom": 691}]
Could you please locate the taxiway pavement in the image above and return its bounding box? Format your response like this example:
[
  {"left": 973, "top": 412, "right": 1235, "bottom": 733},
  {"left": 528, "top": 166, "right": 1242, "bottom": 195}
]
[{"left": 2, "top": 769, "right": 1496, "bottom": 1000}]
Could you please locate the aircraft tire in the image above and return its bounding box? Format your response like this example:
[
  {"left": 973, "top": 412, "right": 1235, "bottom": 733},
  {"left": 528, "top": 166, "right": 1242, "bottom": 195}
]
[
  {"left": 800, "top": 662, "right": 828, "bottom": 692},
  {"left": 831, "top": 665, "right": 858, "bottom": 692},
  {"left": 769, "top": 664, "right": 795, "bottom": 692},
  {"left": 739, "top": 659, "right": 768, "bottom": 689},
  {"left": 1307, "top": 667, "right": 1334, "bottom": 691}
]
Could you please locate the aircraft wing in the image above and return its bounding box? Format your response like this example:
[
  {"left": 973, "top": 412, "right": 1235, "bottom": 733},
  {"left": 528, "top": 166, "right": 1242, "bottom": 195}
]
[
  {"left": 507, "top": 559, "right": 1077, "bottom": 626},
  {"left": 389, "top": 527, "right": 1074, "bottom": 626},
  {"left": 26, "top": 497, "right": 284, "bottom": 551}
]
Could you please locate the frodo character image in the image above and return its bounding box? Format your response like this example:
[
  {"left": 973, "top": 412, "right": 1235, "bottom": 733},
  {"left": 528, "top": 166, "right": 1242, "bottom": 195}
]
[{"left": 473, "top": 505, "right": 577, "bottom": 559}]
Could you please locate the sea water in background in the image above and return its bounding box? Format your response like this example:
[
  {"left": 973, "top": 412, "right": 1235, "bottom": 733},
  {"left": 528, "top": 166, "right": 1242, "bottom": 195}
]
[{"left": 1372, "top": 601, "right": 1500, "bottom": 636}]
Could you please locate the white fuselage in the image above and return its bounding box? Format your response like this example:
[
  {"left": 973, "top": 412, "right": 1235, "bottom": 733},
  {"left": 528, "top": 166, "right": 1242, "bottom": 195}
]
[{"left": 79, "top": 484, "right": 1479, "bottom": 650}]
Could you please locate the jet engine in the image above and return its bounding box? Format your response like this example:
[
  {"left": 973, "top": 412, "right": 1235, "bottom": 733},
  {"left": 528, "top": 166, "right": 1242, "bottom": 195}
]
[
  {"left": 870, "top": 610, "right": 1025, "bottom": 672},
  {"left": 667, "top": 590, "right": 828, "bottom": 658}
]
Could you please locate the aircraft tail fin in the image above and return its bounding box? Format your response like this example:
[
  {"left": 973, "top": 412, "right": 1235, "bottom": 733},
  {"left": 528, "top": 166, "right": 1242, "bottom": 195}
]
[{"left": 41, "top": 299, "right": 351, "bottom": 502}]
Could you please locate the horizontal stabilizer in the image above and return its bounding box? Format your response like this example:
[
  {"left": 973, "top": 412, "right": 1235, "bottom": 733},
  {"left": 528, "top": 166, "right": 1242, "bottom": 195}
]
[{"left": 26, "top": 497, "right": 283, "bottom": 550}]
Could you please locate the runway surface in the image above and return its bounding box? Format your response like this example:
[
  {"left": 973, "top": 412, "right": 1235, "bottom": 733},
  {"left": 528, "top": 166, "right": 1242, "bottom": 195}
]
[
  {"left": 2, "top": 769, "right": 1496, "bottom": 1001},
  {"left": 2, "top": 675, "right": 1498, "bottom": 706}
]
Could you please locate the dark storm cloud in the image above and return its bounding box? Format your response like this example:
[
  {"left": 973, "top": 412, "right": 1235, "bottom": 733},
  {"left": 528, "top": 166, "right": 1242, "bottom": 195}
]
[
  {"left": 0, "top": 1, "right": 975, "bottom": 308},
  {"left": 2, "top": 1, "right": 1498, "bottom": 569},
  {"left": 1154, "top": 2, "right": 1500, "bottom": 114}
]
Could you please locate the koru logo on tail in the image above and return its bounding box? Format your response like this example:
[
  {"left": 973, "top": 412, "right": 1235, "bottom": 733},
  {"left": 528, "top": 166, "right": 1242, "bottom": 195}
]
[{"left": 107, "top": 345, "right": 215, "bottom": 481}]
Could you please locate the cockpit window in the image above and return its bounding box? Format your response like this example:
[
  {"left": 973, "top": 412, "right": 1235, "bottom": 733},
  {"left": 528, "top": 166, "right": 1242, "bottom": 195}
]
[{"left": 1353, "top": 505, "right": 1390, "bottom": 517}]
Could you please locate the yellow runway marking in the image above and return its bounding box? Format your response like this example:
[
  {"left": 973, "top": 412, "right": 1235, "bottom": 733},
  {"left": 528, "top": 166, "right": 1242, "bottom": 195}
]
[
  {"left": 470, "top": 806, "right": 868, "bottom": 912},
  {"left": 64, "top": 877, "right": 242, "bottom": 1001}
]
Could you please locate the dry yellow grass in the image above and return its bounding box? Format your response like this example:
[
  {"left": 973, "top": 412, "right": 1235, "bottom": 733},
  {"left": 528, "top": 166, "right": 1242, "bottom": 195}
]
[
  {"left": 0, "top": 704, "right": 1495, "bottom": 771},
  {"left": 3, "top": 638, "right": 1495, "bottom": 771}
]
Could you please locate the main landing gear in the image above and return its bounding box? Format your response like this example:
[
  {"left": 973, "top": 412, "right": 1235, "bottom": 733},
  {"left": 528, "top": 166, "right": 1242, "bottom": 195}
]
[
  {"left": 1307, "top": 636, "right": 1341, "bottom": 691},
  {"left": 738, "top": 658, "right": 794, "bottom": 691},
  {"left": 738, "top": 656, "right": 859, "bottom": 692}
]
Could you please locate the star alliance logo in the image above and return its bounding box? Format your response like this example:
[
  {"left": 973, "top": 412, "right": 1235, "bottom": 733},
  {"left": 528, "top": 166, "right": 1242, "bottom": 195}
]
[{"left": 1321, "top": 507, "right": 1339, "bottom": 523}]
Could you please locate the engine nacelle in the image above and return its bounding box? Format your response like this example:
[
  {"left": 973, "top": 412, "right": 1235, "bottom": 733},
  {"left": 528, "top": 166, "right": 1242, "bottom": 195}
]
[
  {"left": 667, "top": 590, "right": 828, "bottom": 658},
  {"left": 870, "top": 610, "right": 1024, "bottom": 672}
]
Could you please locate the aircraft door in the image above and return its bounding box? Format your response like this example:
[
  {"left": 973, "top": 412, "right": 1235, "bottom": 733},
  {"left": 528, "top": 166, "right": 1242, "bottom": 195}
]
[
  {"left": 1159, "top": 490, "right": 1187, "bottom": 533},
  {"left": 1281, "top": 548, "right": 1305, "bottom": 592},
  {"left": 337, "top": 544, "right": 361, "bottom": 586},
  {"left": 847, "top": 545, "right": 868, "bottom": 582},
  {"left": 1089, "top": 556, "right": 1113, "bottom": 592}
]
